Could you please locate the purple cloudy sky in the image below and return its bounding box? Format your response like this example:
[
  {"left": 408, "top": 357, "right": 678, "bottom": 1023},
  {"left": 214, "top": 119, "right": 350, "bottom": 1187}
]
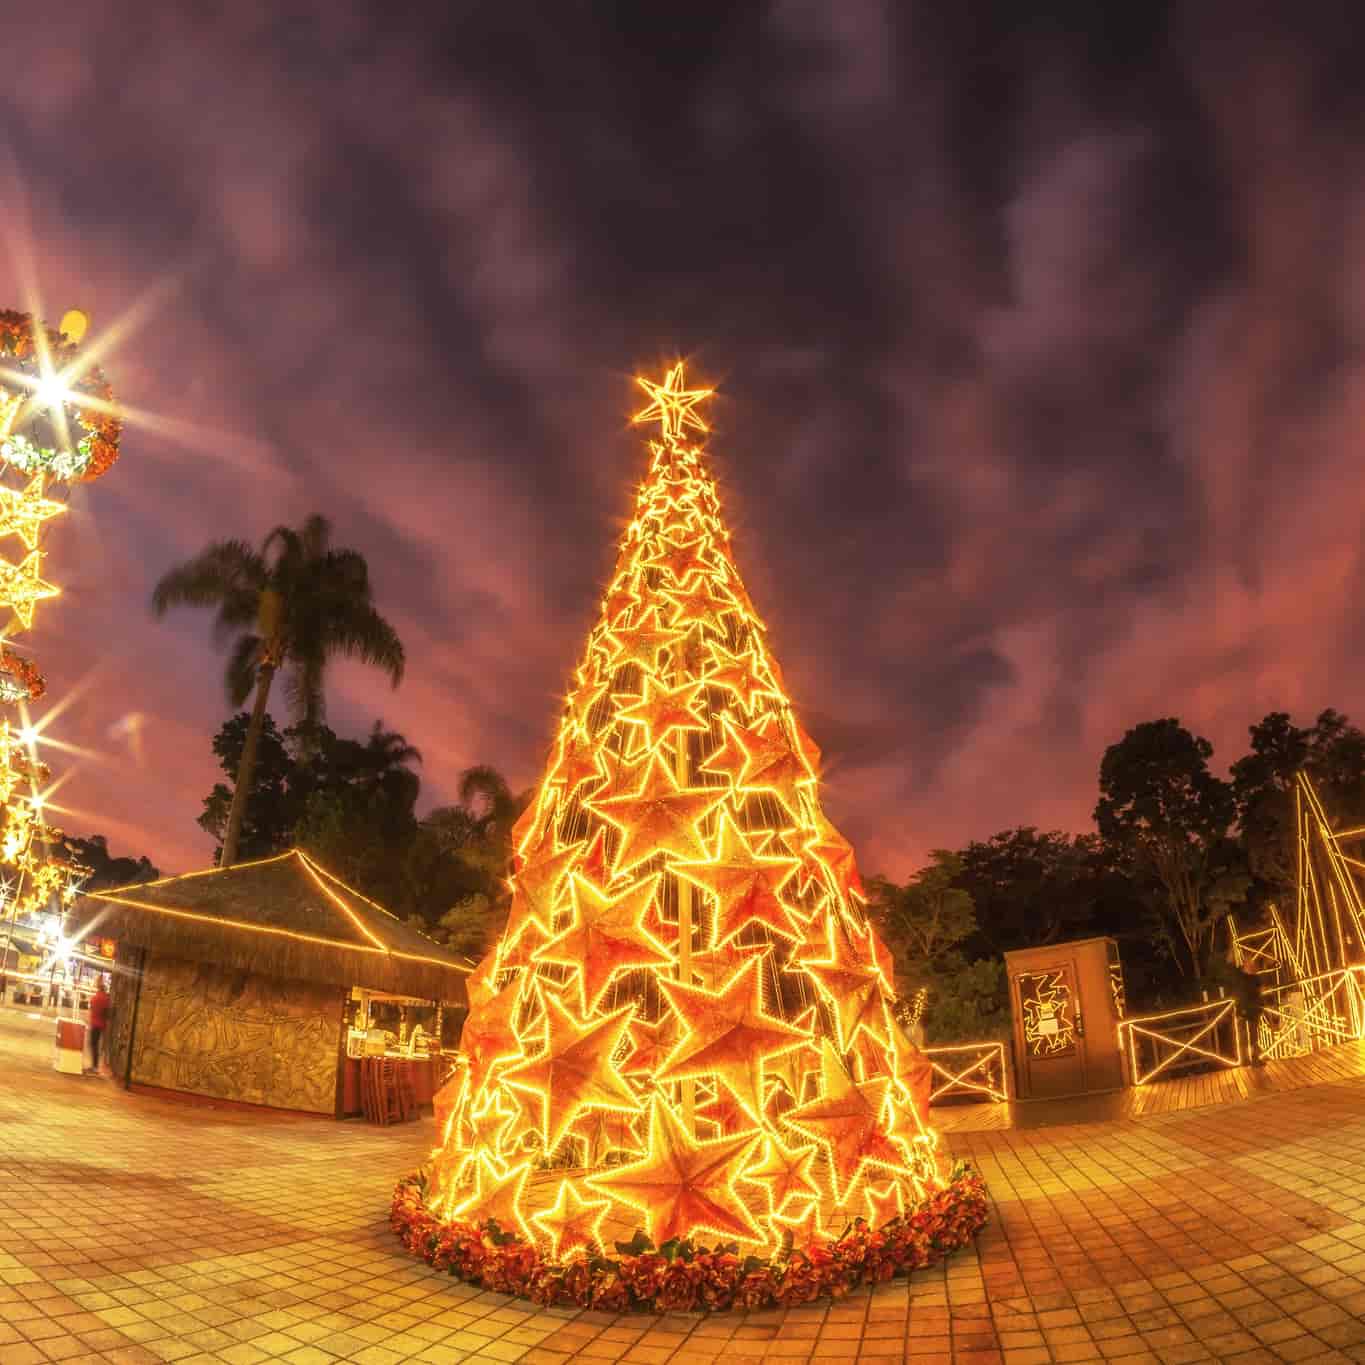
[{"left": 2, "top": 2, "right": 1363, "bottom": 879}]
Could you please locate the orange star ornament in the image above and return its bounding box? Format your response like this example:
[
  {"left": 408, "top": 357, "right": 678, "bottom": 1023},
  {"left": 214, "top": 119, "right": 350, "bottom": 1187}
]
[
  {"left": 532, "top": 1179, "right": 613, "bottom": 1259},
  {"left": 505, "top": 837, "right": 583, "bottom": 942},
  {"left": 803, "top": 813, "right": 865, "bottom": 902},
  {"left": 460, "top": 977, "right": 524, "bottom": 1094},
  {"left": 700, "top": 712, "right": 813, "bottom": 820},
  {"left": 453, "top": 1154, "right": 535, "bottom": 1242},
  {"left": 615, "top": 674, "right": 707, "bottom": 752},
  {"left": 533, "top": 873, "right": 673, "bottom": 1013},
  {"left": 586, "top": 750, "right": 727, "bottom": 873},
  {"left": 784, "top": 1041, "right": 907, "bottom": 1205},
  {"left": 601, "top": 604, "right": 687, "bottom": 673},
  {"left": 743, "top": 1133, "right": 821, "bottom": 1218},
  {"left": 664, "top": 576, "right": 737, "bottom": 636},
  {"left": 632, "top": 362, "right": 712, "bottom": 440},
  {"left": 656, "top": 957, "right": 813, "bottom": 1122},
  {"left": 802, "top": 916, "right": 892, "bottom": 1052},
  {"left": 501, "top": 992, "right": 640, "bottom": 1157},
  {"left": 587, "top": 1095, "right": 764, "bottom": 1247},
  {"left": 649, "top": 533, "right": 715, "bottom": 588},
  {"left": 704, "top": 641, "right": 779, "bottom": 711},
  {"left": 675, "top": 811, "right": 802, "bottom": 947}
]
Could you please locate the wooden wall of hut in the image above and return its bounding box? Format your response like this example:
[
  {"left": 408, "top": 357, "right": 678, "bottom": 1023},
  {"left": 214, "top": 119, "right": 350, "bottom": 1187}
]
[{"left": 121, "top": 956, "right": 342, "bottom": 1113}]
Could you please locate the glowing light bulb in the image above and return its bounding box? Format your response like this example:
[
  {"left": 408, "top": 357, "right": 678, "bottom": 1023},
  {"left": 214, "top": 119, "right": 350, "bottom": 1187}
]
[{"left": 31, "top": 375, "right": 68, "bottom": 411}]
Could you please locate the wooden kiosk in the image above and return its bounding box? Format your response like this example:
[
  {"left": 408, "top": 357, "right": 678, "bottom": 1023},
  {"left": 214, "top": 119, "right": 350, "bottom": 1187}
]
[
  {"left": 1004, "top": 936, "right": 1125, "bottom": 1099},
  {"left": 71, "top": 849, "right": 469, "bottom": 1117}
]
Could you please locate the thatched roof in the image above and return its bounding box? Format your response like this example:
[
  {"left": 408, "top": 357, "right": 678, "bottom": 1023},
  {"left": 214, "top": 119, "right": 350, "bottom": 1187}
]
[{"left": 70, "top": 849, "right": 469, "bottom": 1003}]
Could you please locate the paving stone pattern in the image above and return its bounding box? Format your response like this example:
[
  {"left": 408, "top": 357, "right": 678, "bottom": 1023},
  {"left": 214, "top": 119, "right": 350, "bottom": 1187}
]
[{"left": 4, "top": 1008, "right": 1365, "bottom": 1363}]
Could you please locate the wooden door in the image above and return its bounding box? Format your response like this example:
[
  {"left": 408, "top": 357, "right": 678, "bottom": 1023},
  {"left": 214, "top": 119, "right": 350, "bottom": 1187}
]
[{"left": 1014, "top": 961, "right": 1088, "bottom": 1098}]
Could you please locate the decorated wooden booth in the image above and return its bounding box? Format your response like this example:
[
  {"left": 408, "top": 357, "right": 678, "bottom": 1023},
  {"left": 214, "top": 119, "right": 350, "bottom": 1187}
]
[
  {"left": 69, "top": 849, "right": 469, "bottom": 1117},
  {"left": 1004, "top": 936, "right": 1125, "bottom": 1099}
]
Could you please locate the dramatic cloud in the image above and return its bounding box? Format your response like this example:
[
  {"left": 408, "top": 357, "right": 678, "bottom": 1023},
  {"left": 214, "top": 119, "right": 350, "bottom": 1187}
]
[{"left": 1, "top": 2, "right": 1364, "bottom": 877}]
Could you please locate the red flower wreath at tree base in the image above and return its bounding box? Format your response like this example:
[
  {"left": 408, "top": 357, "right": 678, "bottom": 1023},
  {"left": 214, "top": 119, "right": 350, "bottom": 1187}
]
[{"left": 390, "top": 1164, "right": 989, "bottom": 1314}]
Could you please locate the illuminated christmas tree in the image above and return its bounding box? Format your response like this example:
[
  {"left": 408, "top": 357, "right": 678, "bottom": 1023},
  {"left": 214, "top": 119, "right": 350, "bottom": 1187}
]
[{"left": 396, "top": 365, "right": 986, "bottom": 1306}]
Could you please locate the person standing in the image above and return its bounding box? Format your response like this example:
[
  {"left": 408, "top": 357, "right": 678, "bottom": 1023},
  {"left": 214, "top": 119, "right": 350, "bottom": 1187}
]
[{"left": 86, "top": 977, "right": 111, "bottom": 1076}]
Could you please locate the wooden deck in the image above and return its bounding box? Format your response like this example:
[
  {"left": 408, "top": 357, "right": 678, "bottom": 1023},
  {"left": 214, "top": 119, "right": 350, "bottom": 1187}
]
[{"left": 932, "top": 1036, "right": 1365, "bottom": 1133}]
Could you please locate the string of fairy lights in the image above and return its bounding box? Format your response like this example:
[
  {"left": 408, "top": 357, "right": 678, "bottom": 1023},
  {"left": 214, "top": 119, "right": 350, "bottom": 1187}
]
[
  {"left": 0, "top": 307, "right": 121, "bottom": 986},
  {"left": 423, "top": 364, "right": 943, "bottom": 1262}
]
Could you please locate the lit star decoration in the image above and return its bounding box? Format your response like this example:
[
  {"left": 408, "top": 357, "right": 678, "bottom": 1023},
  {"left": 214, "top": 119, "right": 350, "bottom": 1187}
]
[
  {"left": 0, "top": 475, "right": 65, "bottom": 551},
  {"left": 413, "top": 364, "right": 961, "bottom": 1286},
  {"left": 0, "top": 549, "right": 58, "bottom": 630},
  {"left": 501, "top": 991, "right": 640, "bottom": 1157},
  {"left": 587, "top": 1095, "right": 764, "bottom": 1247},
  {"left": 531, "top": 1179, "right": 613, "bottom": 1259}
]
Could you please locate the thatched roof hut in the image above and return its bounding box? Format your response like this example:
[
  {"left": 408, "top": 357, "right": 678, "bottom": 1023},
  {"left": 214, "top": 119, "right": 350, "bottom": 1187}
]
[{"left": 71, "top": 848, "right": 470, "bottom": 1004}]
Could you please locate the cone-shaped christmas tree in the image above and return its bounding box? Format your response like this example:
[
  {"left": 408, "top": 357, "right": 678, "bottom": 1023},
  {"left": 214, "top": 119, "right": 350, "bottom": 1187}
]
[{"left": 402, "top": 366, "right": 985, "bottom": 1296}]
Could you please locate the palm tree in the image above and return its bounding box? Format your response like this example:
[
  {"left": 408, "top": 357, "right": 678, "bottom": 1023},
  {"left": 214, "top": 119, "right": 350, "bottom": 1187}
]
[
  {"left": 152, "top": 514, "right": 405, "bottom": 868},
  {"left": 359, "top": 721, "right": 422, "bottom": 808}
]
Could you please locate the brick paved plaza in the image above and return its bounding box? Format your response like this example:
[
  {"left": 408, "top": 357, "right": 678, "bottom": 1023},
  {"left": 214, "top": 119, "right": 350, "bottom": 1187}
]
[{"left": 5, "top": 1010, "right": 1365, "bottom": 1364}]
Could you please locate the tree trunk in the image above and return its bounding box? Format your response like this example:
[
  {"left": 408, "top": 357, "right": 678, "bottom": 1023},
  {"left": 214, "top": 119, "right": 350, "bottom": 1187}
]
[{"left": 220, "top": 664, "right": 276, "bottom": 869}]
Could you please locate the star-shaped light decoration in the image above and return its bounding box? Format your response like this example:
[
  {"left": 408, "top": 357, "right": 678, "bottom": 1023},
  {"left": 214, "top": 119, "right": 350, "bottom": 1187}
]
[
  {"left": 847, "top": 917, "right": 898, "bottom": 989},
  {"left": 565, "top": 675, "right": 610, "bottom": 737},
  {"left": 803, "top": 813, "right": 865, "bottom": 903},
  {"left": 632, "top": 363, "right": 713, "bottom": 441},
  {"left": 468, "top": 1088, "right": 519, "bottom": 1156},
  {"left": 675, "top": 812, "right": 801, "bottom": 948},
  {"left": 586, "top": 750, "right": 727, "bottom": 873},
  {"left": 649, "top": 533, "right": 716, "bottom": 588},
  {"left": 688, "top": 938, "right": 771, "bottom": 992},
  {"left": 577, "top": 825, "right": 612, "bottom": 886},
  {"left": 695, "top": 1084, "right": 754, "bottom": 1137},
  {"left": 0, "top": 475, "right": 64, "bottom": 551},
  {"left": 801, "top": 916, "right": 892, "bottom": 1052},
  {"left": 509, "top": 789, "right": 559, "bottom": 867},
  {"left": 531, "top": 1179, "right": 613, "bottom": 1260},
  {"left": 547, "top": 727, "right": 604, "bottom": 800},
  {"left": 770, "top": 1190, "right": 830, "bottom": 1250},
  {"left": 656, "top": 957, "right": 812, "bottom": 1123},
  {"left": 573, "top": 1106, "right": 644, "bottom": 1166},
  {"left": 460, "top": 977, "right": 524, "bottom": 1094},
  {"left": 664, "top": 577, "right": 737, "bottom": 636},
  {"left": 700, "top": 712, "right": 814, "bottom": 820},
  {"left": 500, "top": 913, "right": 550, "bottom": 971},
  {"left": 505, "top": 836, "right": 583, "bottom": 945},
  {"left": 602, "top": 575, "right": 640, "bottom": 628},
  {"left": 501, "top": 991, "right": 640, "bottom": 1158},
  {"left": 620, "top": 1008, "right": 680, "bottom": 1075},
  {"left": 743, "top": 1133, "right": 821, "bottom": 1218},
  {"left": 864, "top": 1179, "right": 905, "bottom": 1226},
  {"left": 764, "top": 1005, "right": 822, "bottom": 1110},
  {"left": 615, "top": 674, "right": 707, "bottom": 753},
  {"left": 0, "top": 549, "right": 58, "bottom": 630},
  {"left": 784, "top": 1041, "right": 907, "bottom": 1206},
  {"left": 704, "top": 641, "right": 779, "bottom": 712},
  {"left": 464, "top": 947, "right": 502, "bottom": 1011},
  {"left": 533, "top": 872, "right": 672, "bottom": 1013},
  {"left": 587, "top": 1095, "right": 764, "bottom": 1247},
  {"left": 452, "top": 1154, "right": 535, "bottom": 1242},
  {"left": 601, "top": 604, "right": 687, "bottom": 673}
]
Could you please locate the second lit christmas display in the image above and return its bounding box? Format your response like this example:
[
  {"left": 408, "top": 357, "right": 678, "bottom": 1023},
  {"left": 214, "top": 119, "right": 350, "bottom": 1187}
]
[
  {"left": 0, "top": 308, "right": 122, "bottom": 952},
  {"left": 393, "top": 365, "right": 986, "bottom": 1309}
]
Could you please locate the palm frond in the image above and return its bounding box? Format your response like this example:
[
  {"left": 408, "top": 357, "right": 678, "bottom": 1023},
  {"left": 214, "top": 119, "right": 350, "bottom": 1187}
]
[
  {"left": 325, "top": 605, "right": 405, "bottom": 686},
  {"left": 225, "top": 634, "right": 262, "bottom": 708},
  {"left": 151, "top": 541, "right": 264, "bottom": 618}
]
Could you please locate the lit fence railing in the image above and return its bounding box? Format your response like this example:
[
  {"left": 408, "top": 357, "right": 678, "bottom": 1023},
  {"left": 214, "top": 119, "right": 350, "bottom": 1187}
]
[
  {"left": 924, "top": 1040, "right": 1009, "bottom": 1103},
  {"left": 1258, "top": 965, "right": 1365, "bottom": 1060},
  {"left": 1117, "top": 998, "right": 1241, "bottom": 1085}
]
